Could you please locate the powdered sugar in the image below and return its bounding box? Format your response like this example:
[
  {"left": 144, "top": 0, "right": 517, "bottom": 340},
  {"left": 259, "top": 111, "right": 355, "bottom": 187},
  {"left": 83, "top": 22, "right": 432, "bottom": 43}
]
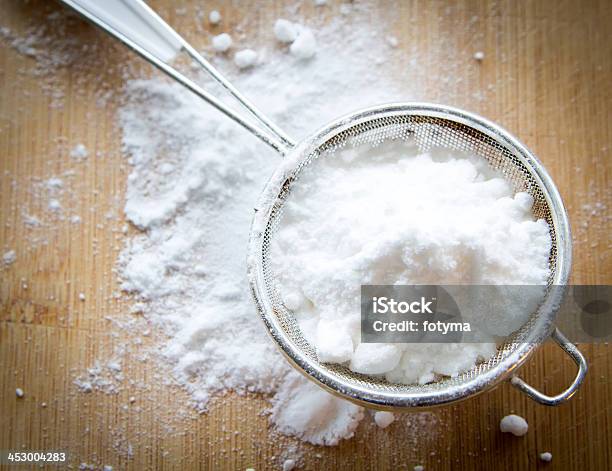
[
  {"left": 271, "top": 142, "right": 551, "bottom": 384},
  {"left": 274, "top": 19, "right": 299, "bottom": 44},
  {"left": 3, "top": 250, "right": 16, "bottom": 265},
  {"left": 270, "top": 372, "right": 364, "bottom": 445},
  {"left": 234, "top": 49, "right": 258, "bottom": 68},
  {"left": 374, "top": 411, "right": 395, "bottom": 429},
  {"left": 273, "top": 19, "right": 317, "bottom": 59},
  {"left": 48, "top": 198, "right": 62, "bottom": 212},
  {"left": 500, "top": 414, "right": 528, "bottom": 436},
  {"left": 117, "top": 13, "right": 403, "bottom": 440},
  {"left": 74, "top": 360, "right": 124, "bottom": 395},
  {"left": 212, "top": 33, "right": 232, "bottom": 53},
  {"left": 208, "top": 10, "right": 221, "bottom": 25},
  {"left": 70, "top": 143, "right": 89, "bottom": 160},
  {"left": 290, "top": 28, "right": 317, "bottom": 59},
  {"left": 539, "top": 452, "right": 552, "bottom": 462}
]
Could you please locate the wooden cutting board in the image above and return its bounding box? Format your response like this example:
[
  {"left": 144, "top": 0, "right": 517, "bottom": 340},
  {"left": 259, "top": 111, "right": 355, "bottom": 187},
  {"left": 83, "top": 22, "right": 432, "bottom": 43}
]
[{"left": 1, "top": 0, "right": 610, "bottom": 469}]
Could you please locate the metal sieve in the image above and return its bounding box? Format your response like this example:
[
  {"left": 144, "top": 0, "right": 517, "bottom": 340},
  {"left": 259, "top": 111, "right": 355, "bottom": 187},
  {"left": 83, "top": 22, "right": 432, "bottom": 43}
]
[
  {"left": 62, "top": 0, "right": 587, "bottom": 409},
  {"left": 247, "top": 104, "right": 586, "bottom": 408}
]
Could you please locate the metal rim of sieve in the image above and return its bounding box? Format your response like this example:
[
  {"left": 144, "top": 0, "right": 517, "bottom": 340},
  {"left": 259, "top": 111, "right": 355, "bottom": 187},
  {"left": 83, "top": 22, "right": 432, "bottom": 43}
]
[{"left": 247, "top": 102, "right": 576, "bottom": 409}]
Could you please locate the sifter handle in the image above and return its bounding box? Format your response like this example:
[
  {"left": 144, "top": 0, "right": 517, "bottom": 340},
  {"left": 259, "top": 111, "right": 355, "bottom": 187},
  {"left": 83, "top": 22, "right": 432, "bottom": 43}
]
[
  {"left": 510, "top": 328, "right": 587, "bottom": 406},
  {"left": 59, "top": 0, "right": 294, "bottom": 154},
  {"left": 61, "top": 0, "right": 182, "bottom": 62}
]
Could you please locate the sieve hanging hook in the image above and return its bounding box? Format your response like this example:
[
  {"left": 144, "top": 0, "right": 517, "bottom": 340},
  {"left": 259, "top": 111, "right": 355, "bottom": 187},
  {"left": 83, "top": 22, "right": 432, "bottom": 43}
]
[{"left": 510, "top": 328, "right": 587, "bottom": 406}]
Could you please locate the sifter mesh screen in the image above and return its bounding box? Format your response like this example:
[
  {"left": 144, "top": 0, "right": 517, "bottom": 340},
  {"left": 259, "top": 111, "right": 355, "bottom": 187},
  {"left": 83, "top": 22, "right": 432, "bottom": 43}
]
[{"left": 258, "top": 113, "right": 558, "bottom": 395}]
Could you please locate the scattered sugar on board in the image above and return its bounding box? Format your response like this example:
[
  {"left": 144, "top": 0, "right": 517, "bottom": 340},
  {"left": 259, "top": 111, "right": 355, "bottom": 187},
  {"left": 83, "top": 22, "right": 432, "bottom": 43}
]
[
  {"left": 209, "top": 10, "right": 221, "bottom": 25},
  {"left": 272, "top": 141, "right": 551, "bottom": 384},
  {"left": 386, "top": 35, "right": 399, "bottom": 47},
  {"left": 274, "top": 19, "right": 299, "bottom": 43},
  {"left": 234, "top": 49, "right": 258, "bottom": 68},
  {"left": 500, "top": 415, "right": 528, "bottom": 436},
  {"left": 270, "top": 372, "right": 364, "bottom": 445},
  {"left": 70, "top": 143, "right": 89, "bottom": 160},
  {"left": 3, "top": 250, "right": 16, "bottom": 265},
  {"left": 212, "top": 33, "right": 232, "bottom": 53},
  {"left": 48, "top": 198, "right": 62, "bottom": 212},
  {"left": 374, "top": 411, "right": 395, "bottom": 429},
  {"left": 290, "top": 28, "right": 317, "bottom": 59},
  {"left": 539, "top": 452, "right": 552, "bottom": 462},
  {"left": 0, "top": 8, "right": 129, "bottom": 108},
  {"left": 16, "top": 388, "right": 25, "bottom": 398},
  {"left": 273, "top": 19, "right": 317, "bottom": 59}
]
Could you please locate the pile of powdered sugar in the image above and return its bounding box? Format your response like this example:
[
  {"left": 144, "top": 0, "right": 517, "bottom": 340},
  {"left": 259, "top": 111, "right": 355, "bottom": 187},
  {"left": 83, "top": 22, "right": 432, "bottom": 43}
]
[
  {"left": 270, "top": 140, "right": 551, "bottom": 384},
  {"left": 117, "top": 6, "right": 408, "bottom": 445}
]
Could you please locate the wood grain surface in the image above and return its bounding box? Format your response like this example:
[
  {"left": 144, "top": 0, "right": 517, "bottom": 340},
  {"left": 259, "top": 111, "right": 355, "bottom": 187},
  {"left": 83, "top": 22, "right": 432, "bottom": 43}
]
[{"left": 1, "top": 0, "right": 610, "bottom": 469}]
